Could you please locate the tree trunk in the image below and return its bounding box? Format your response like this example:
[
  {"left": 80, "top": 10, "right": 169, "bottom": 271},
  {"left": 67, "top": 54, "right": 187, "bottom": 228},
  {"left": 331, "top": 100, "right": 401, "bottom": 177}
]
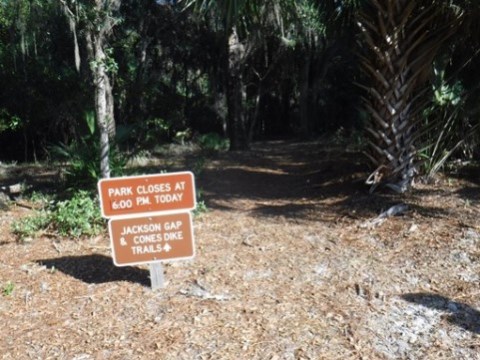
[
  {"left": 82, "top": 0, "right": 121, "bottom": 179},
  {"left": 299, "top": 53, "right": 311, "bottom": 138},
  {"left": 93, "top": 41, "right": 111, "bottom": 179},
  {"left": 248, "top": 82, "right": 263, "bottom": 143},
  {"left": 105, "top": 74, "right": 115, "bottom": 140},
  {"left": 226, "top": 28, "right": 249, "bottom": 150},
  {"left": 358, "top": 0, "right": 453, "bottom": 193}
]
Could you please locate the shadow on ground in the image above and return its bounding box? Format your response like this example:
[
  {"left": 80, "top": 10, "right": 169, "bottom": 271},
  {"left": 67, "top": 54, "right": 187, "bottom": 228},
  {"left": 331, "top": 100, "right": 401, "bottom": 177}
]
[
  {"left": 196, "top": 141, "right": 476, "bottom": 222},
  {"left": 0, "top": 165, "right": 60, "bottom": 193},
  {"left": 456, "top": 186, "right": 480, "bottom": 202},
  {"left": 198, "top": 141, "right": 374, "bottom": 214},
  {"left": 36, "top": 254, "right": 150, "bottom": 286},
  {"left": 402, "top": 293, "right": 480, "bottom": 334},
  {"left": 3, "top": 140, "right": 477, "bottom": 223},
  {"left": 448, "top": 164, "right": 480, "bottom": 186}
]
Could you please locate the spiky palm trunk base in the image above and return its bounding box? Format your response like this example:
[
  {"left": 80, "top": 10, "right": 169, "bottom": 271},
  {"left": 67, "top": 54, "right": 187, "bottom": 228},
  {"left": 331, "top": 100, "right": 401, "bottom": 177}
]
[{"left": 358, "top": 0, "right": 448, "bottom": 193}]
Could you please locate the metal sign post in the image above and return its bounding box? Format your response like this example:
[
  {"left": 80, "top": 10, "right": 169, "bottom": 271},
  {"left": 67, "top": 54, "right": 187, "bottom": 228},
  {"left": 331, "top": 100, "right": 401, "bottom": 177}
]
[{"left": 149, "top": 263, "right": 165, "bottom": 290}]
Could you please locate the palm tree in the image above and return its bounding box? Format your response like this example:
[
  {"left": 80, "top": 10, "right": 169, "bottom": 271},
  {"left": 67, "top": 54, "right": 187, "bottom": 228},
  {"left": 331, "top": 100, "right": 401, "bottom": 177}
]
[{"left": 357, "top": 0, "right": 461, "bottom": 192}]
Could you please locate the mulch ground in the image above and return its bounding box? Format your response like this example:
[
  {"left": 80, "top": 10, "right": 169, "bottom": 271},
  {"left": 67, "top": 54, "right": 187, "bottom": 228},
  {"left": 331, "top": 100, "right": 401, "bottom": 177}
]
[{"left": 1, "top": 140, "right": 480, "bottom": 359}]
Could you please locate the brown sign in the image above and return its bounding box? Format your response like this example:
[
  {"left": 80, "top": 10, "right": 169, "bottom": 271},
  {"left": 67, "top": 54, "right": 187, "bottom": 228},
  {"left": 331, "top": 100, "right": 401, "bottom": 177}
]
[
  {"left": 108, "top": 212, "right": 194, "bottom": 266},
  {"left": 98, "top": 172, "right": 196, "bottom": 218}
]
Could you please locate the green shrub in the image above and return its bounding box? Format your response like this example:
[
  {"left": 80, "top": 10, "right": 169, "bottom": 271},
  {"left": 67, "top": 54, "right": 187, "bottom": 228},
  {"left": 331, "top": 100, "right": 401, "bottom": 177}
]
[
  {"left": 11, "top": 210, "right": 51, "bottom": 240},
  {"left": 135, "top": 117, "right": 173, "bottom": 149},
  {"left": 197, "top": 133, "right": 229, "bottom": 153},
  {"left": 192, "top": 157, "right": 207, "bottom": 175},
  {"left": 50, "top": 112, "right": 127, "bottom": 189},
  {"left": 11, "top": 190, "right": 104, "bottom": 239},
  {"left": 52, "top": 190, "right": 103, "bottom": 237},
  {"left": 194, "top": 200, "right": 208, "bottom": 216},
  {"left": 193, "top": 188, "right": 208, "bottom": 216}
]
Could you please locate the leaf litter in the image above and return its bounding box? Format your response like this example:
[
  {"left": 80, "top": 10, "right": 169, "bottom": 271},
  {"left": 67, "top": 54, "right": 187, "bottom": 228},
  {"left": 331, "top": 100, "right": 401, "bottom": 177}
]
[{"left": 0, "top": 140, "right": 480, "bottom": 359}]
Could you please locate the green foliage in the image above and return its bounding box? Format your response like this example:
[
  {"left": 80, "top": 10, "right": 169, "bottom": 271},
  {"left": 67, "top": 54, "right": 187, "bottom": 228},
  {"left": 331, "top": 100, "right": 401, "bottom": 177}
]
[
  {"left": 432, "top": 58, "right": 465, "bottom": 107},
  {"left": 11, "top": 210, "right": 50, "bottom": 240},
  {"left": 11, "top": 190, "right": 104, "bottom": 240},
  {"left": 2, "top": 281, "right": 14, "bottom": 296},
  {"left": 194, "top": 199, "right": 208, "bottom": 216},
  {"left": 27, "top": 191, "right": 53, "bottom": 205},
  {"left": 145, "top": 118, "right": 173, "bottom": 140},
  {"left": 418, "top": 104, "right": 467, "bottom": 178},
  {"left": 197, "top": 132, "right": 229, "bottom": 153},
  {"left": 0, "top": 109, "right": 21, "bottom": 133},
  {"left": 131, "top": 117, "right": 174, "bottom": 151},
  {"left": 296, "top": 1, "right": 326, "bottom": 37},
  {"left": 90, "top": 47, "right": 119, "bottom": 75},
  {"left": 0, "top": 0, "right": 479, "bottom": 184},
  {"left": 192, "top": 156, "right": 207, "bottom": 175},
  {"left": 433, "top": 80, "right": 464, "bottom": 106},
  {"left": 51, "top": 190, "right": 103, "bottom": 238},
  {"left": 10, "top": 191, "right": 53, "bottom": 240},
  {"left": 193, "top": 187, "right": 208, "bottom": 216},
  {"left": 417, "top": 59, "right": 477, "bottom": 178},
  {"left": 173, "top": 128, "right": 193, "bottom": 145},
  {"left": 50, "top": 112, "right": 127, "bottom": 189}
]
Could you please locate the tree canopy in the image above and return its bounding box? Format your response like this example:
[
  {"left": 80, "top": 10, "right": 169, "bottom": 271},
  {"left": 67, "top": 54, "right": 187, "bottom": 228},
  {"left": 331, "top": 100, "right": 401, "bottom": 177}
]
[{"left": 0, "top": 0, "right": 478, "bottom": 191}]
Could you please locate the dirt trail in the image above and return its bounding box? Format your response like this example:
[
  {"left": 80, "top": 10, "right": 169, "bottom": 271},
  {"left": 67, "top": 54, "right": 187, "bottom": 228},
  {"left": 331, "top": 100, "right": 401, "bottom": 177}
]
[{"left": 1, "top": 140, "right": 480, "bottom": 359}]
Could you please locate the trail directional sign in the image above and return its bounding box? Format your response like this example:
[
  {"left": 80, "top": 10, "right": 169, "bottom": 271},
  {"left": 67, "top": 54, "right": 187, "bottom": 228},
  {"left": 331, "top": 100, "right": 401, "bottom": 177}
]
[
  {"left": 98, "top": 171, "right": 196, "bottom": 218},
  {"left": 108, "top": 212, "right": 194, "bottom": 266},
  {"left": 98, "top": 171, "right": 197, "bottom": 288}
]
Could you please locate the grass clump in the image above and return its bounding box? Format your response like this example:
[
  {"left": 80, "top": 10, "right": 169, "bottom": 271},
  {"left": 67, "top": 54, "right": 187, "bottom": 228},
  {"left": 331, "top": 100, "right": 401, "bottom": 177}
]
[{"left": 2, "top": 281, "right": 14, "bottom": 296}]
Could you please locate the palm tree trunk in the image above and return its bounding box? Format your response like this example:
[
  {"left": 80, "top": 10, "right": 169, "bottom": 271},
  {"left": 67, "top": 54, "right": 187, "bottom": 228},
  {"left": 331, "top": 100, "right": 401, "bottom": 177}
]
[{"left": 358, "top": 0, "right": 453, "bottom": 193}]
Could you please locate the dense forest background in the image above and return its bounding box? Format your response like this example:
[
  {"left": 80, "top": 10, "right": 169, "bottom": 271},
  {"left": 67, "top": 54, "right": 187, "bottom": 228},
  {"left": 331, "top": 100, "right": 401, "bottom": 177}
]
[{"left": 0, "top": 0, "right": 479, "bottom": 192}]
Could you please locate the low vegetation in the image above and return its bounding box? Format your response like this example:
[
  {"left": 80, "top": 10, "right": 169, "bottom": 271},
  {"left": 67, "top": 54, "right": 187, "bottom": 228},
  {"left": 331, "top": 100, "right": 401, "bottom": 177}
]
[{"left": 11, "top": 190, "right": 103, "bottom": 240}]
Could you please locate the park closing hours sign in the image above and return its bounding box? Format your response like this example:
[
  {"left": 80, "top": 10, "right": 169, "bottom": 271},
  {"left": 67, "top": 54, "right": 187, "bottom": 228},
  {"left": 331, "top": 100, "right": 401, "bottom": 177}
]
[
  {"left": 108, "top": 212, "right": 194, "bottom": 266},
  {"left": 98, "top": 171, "right": 196, "bottom": 218}
]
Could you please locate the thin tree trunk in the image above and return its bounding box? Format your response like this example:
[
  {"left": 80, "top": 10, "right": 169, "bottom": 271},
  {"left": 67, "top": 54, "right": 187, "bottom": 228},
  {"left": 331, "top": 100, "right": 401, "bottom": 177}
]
[
  {"left": 131, "top": 33, "right": 152, "bottom": 122},
  {"left": 82, "top": 0, "right": 121, "bottom": 179},
  {"left": 226, "top": 27, "right": 249, "bottom": 150},
  {"left": 208, "top": 66, "right": 227, "bottom": 136},
  {"left": 93, "top": 42, "right": 111, "bottom": 179},
  {"left": 299, "top": 53, "right": 311, "bottom": 138},
  {"left": 86, "top": 27, "right": 112, "bottom": 179},
  {"left": 23, "top": 129, "right": 28, "bottom": 162},
  {"left": 105, "top": 74, "right": 115, "bottom": 139},
  {"left": 248, "top": 82, "right": 263, "bottom": 143}
]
